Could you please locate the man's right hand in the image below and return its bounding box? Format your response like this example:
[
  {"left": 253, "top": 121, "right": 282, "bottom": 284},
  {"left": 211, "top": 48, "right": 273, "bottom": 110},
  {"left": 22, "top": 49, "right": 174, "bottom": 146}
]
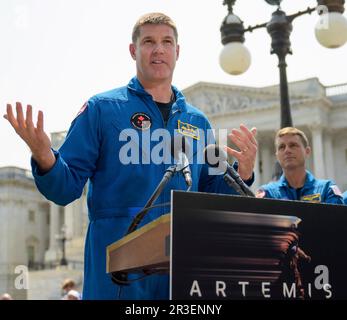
[{"left": 4, "top": 102, "right": 56, "bottom": 173}]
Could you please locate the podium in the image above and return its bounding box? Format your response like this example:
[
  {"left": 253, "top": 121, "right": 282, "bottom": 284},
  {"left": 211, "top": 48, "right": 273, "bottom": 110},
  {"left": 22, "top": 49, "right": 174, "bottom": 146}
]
[
  {"left": 106, "top": 214, "right": 170, "bottom": 274},
  {"left": 107, "top": 191, "right": 347, "bottom": 300}
]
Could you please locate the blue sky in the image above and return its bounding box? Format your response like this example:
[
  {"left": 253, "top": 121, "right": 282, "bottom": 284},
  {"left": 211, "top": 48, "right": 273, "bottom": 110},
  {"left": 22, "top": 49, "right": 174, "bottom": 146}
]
[{"left": 1, "top": 0, "right": 346, "bottom": 169}]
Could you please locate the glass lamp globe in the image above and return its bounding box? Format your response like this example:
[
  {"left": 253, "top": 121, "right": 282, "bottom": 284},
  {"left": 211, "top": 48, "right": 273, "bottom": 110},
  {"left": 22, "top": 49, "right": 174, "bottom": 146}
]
[
  {"left": 219, "top": 42, "right": 251, "bottom": 75},
  {"left": 315, "top": 12, "right": 347, "bottom": 48}
]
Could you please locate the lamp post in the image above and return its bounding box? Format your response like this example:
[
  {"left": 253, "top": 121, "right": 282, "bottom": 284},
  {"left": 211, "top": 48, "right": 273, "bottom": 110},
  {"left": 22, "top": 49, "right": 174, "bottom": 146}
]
[
  {"left": 220, "top": 0, "right": 347, "bottom": 127},
  {"left": 220, "top": 0, "right": 347, "bottom": 178}
]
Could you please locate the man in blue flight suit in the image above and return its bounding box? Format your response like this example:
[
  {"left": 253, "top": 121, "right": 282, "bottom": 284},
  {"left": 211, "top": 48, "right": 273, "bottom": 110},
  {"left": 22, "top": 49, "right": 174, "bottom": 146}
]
[
  {"left": 4, "top": 13, "right": 258, "bottom": 299},
  {"left": 256, "top": 127, "right": 343, "bottom": 204}
]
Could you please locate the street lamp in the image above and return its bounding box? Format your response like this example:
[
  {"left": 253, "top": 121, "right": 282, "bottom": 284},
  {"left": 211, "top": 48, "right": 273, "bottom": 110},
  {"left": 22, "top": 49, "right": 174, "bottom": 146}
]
[
  {"left": 220, "top": 0, "right": 347, "bottom": 179},
  {"left": 220, "top": 0, "right": 347, "bottom": 128}
]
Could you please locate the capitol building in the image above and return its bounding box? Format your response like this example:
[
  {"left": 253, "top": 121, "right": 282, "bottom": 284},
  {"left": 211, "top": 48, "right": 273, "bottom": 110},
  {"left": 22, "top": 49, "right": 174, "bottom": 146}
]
[{"left": 1, "top": 78, "right": 346, "bottom": 299}]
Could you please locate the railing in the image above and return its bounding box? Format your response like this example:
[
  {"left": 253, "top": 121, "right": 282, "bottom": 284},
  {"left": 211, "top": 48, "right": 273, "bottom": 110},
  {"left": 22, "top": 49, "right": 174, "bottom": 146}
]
[
  {"left": 0, "top": 167, "right": 33, "bottom": 182},
  {"left": 44, "top": 260, "right": 83, "bottom": 270},
  {"left": 0, "top": 260, "right": 83, "bottom": 273},
  {"left": 326, "top": 83, "right": 347, "bottom": 97},
  {"left": 68, "top": 260, "right": 84, "bottom": 270},
  {"left": 28, "top": 261, "right": 45, "bottom": 271},
  {"left": 27, "top": 260, "right": 84, "bottom": 271}
]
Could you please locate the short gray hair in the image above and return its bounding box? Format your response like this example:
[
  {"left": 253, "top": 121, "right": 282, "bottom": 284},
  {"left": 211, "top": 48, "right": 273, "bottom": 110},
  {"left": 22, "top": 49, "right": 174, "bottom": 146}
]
[
  {"left": 132, "top": 12, "right": 178, "bottom": 43},
  {"left": 275, "top": 127, "right": 309, "bottom": 148}
]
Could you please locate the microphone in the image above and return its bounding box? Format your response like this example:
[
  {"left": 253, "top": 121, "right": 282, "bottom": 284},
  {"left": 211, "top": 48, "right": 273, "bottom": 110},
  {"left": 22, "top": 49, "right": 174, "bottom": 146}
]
[
  {"left": 171, "top": 135, "right": 192, "bottom": 187},
  {"left": 111, "top": 135, "right": 192, "bottom": 286},
  {"left": 204, "top": 144, "right": 255, "bottom": 197},
  {"left": 111, "top": 164, "right": 176, "bottom": 286}
]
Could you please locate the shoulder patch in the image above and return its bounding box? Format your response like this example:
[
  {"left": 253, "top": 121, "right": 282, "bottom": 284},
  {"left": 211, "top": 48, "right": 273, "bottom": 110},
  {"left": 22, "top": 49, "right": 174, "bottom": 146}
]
[
  {"left": 76, "top": 102, "right": 88, "bottom": 117},
  {"left": 256, "top": 189, "right": 266, "bottom": 198},
  {"left": 330, "top": 185, "right": 343, "bottom": 197}
]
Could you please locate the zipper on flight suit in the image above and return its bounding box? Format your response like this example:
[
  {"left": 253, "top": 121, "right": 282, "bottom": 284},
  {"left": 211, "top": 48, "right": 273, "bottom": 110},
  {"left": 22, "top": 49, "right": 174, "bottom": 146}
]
[{"left": 152, "top": 98, "right": 181, "bottom": 215}]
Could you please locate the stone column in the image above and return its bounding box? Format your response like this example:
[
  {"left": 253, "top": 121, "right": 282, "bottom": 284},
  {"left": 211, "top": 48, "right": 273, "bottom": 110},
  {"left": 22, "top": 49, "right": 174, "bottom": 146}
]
[
  {"left": 310, "top": 125, "right": 325, "bottom": 179},
  {"left": 82, "top": 191, "right": 89, "bottom": 235},
  {"left": 75, "top": 196, "right": 85, "bottom": 237},
  {"left": 260, "top": 139, "right": 274, "bottom": 184},
  {"left": 252, "top": 153, "right": 261, "bottom": 191},
  {"left": 62, "top": 197, "right": 85, "bottom": 239},
  {"left": 63, "top": 204, "right": 71, "bottom": 239},
  {"left": 324, "top": 131, "right": 335, "bottom": 181},
  {"left": 49, "top": 204, "right": 60, "bottom": 251},
  {"left": 44, "top": 203, "right": 60, "bottom": 262}
]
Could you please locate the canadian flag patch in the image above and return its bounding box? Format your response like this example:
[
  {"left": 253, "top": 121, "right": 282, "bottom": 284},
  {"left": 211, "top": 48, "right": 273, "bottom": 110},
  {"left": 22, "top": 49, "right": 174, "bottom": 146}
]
[
  {"left": 330, "top": 185, "right": 343, "bottom": 197},
  {"left": 256, "top": 189, "right": 266, "bottom": 198},
  {"left": 76, "top": 102, "right": 88, "bottom": 117}
]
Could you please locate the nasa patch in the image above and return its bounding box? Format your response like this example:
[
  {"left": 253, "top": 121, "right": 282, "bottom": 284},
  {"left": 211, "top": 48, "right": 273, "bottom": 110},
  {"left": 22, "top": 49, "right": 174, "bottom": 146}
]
[
  {"left": 130, "top": 112, "right": 152, "bottom": 131},
  {"left": 330, "top": 185, "right": 343, "bottom": 197}
]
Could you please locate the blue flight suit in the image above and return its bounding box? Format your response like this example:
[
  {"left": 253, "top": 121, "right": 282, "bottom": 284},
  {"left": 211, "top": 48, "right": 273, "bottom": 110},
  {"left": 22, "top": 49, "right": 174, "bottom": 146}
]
[
  {"left": 343, "top": 191, "right": 347, "bottom": 205},
  {"left": 256, "top": 171, "right": 343, "bottom": 204},
  {"left": 31, "top": 77, "right": 250, "bottom": 300}
]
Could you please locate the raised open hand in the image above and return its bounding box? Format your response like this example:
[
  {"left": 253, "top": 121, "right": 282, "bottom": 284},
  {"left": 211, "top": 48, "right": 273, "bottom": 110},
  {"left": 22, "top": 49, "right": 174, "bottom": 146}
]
[
  {"left": 225, "top": 124, "right": 257, "bottom": 181},
  {"left": 4, "top": 102, "right": 56, "bottom": 172}
]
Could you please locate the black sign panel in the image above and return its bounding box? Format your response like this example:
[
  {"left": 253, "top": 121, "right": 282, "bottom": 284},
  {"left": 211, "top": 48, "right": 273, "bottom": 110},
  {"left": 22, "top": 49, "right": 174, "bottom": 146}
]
[{"left": 170, "top": 191, "right": 347, "bottom": 300}]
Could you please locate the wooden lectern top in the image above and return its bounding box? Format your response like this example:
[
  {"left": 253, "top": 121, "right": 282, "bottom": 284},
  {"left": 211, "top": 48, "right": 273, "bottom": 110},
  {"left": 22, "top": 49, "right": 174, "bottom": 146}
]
[{"left": 106, "top": 213, "right": 170, "bottom": 274}]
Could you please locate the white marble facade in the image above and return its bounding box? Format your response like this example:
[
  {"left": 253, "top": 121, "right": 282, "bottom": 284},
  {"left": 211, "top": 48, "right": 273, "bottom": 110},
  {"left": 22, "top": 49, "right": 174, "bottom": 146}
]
[
  {"left": 0, "top": 133, "right": 87, "bottom": 299},
  {"left": 1, "top": 77, "right": 346, "bottom": 299},
  {"left": 0, "top": 167, "right": 49, "bottom": 299},
  {"left": 183, "top": 78, "right": 347, "bottom": 191}
]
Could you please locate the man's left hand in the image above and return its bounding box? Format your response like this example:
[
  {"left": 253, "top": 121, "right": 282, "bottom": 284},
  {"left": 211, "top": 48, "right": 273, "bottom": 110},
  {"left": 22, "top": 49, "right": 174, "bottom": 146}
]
[{"left": 225, "top": 124, "right": 257, "bottom": 181}]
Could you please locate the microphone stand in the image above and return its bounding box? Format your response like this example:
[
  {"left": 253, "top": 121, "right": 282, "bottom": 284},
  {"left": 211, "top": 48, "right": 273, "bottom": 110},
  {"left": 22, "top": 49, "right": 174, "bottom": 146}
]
[
  {"left": 226, "top": 166, "right": 255, "bottom": 197},
  {"left": 127, "top": 165, "right": 177, "bottom": 234},
  {"left": 204, "top": 144, "right": 255, "bottom": 197},
  {"left": 111, "top": 165, "right": 177, "bottom": 286},
  {"left": 223, "top": 173, "right": 247, "bottom": 196}
]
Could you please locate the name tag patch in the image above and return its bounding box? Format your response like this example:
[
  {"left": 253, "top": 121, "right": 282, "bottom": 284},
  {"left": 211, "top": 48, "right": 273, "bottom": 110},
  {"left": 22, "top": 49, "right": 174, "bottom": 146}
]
[
  {"left": 301, "top": 193, "right": 321, "bottom": 203},
  {"left": 178, "top": 120, "right": 200, "bottom": 140}
]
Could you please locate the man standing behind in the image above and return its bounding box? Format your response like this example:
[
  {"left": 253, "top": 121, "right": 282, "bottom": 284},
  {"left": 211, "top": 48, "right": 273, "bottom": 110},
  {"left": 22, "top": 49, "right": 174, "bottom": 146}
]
[{"left": 256, "top": 127, "right": 343, "bottom": 204}]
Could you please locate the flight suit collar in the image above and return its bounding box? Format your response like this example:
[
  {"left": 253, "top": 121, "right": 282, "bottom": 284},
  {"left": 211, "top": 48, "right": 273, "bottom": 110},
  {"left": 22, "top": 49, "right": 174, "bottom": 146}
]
[
  {"left": 279, "top": 170, "right": 315, "bottom": 190},
  {"left": 127, "top": 76, "right": 187, "bottom": 114}
]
